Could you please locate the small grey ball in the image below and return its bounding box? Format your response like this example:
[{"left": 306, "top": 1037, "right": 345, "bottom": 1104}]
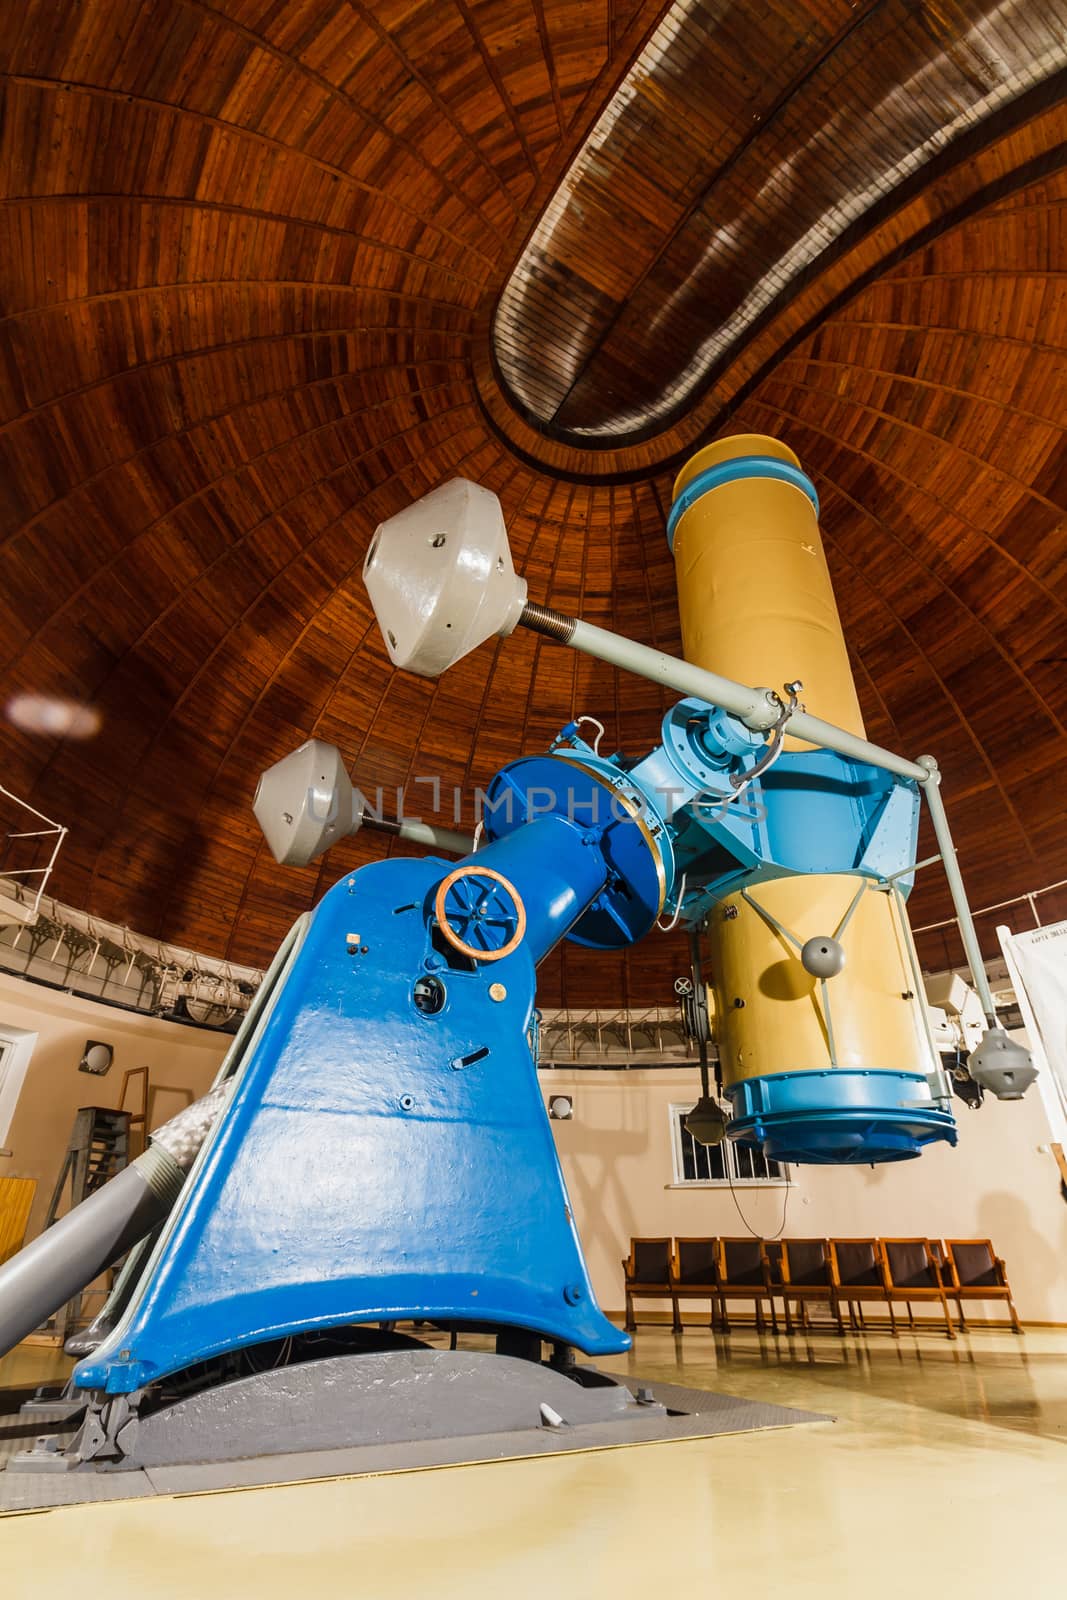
[{"left": 801, "top": 935, "right": 846, "bottom": 978}]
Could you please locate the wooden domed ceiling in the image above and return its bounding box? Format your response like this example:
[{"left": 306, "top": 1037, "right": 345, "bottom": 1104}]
[
  {"left": 0, "top": 0, "right": 1064, "bottom": 1005},
  {"left": 493, "top": 0, "right": 1066, "bottom": 445}
]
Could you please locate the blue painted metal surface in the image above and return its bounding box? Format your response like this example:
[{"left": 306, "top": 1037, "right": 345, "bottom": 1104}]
[
  {"left": 520, "top": 701, "right": 955, "bottom": 1165},
  {"left": 73, "top": 683, "right": 960, "bottom": 1398},
  {"left": 726, "top": 1070, "right": 959, "bottom": 1164},
  {"left": 666, "top": 748, "right": 924, "bottom": 925},
  {"left": 516, "top": 699, "right": 923, "bottom": 927},
  {"left": 469, "top": 814, "right": 614, "bottom": 960},
  {"left": 665, "top": 456, "right": 820, "bottom": 551},
  {"left": 482, "top": 753, "right": 671, "bottom": 949},
  {"left": 74, "top": 827, "right": 628, "bottom": 1396}
]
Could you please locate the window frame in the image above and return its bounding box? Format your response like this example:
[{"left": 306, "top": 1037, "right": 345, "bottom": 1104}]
[
  {"left": 668, "top": 1101, "right": 791, "bottom": 1188},
  {"left": 0, "top": 1024, "right": 37, "bottom": 1150}
]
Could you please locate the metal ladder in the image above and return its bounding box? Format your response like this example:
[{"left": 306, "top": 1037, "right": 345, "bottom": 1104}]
[{"left": 42, "top": 1107, "right": 131, "bottom": 1342}]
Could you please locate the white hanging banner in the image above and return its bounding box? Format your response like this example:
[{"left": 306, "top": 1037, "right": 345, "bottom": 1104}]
[{"left": 998, "top": 920, "right": 1067, "bottom": 1144}]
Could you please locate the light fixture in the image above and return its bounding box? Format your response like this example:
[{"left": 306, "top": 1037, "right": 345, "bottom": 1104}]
[
  {"left": 684, "top": 1095, "right": 727, "bottom": 1145},
  {"left": 79, "top": 1040, "right": 113, "bottom": 1076},
  {"left": 547, "top": 1094, "right": 573, "bottom": 1121}
]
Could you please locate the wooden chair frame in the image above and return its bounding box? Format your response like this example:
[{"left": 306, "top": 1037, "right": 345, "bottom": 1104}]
[
  {"left": 670, "top": 1236, "right": 724, "bottom": 1330},
  {"left": 622, "top": 1237, "right": 680, "bottom": 1333},
  {"left": 762, "top": 1239, "right": 792, "bottom": 1332},
  {"left": 716, "top": 1237, "right": 778, "bottom": 1333},
  {"left": 939, "top": 1239, "right": 1022, "bottom": 1334},
  {"left": 780, "top": 1237, "right": 843, "bottom": 1334},
  {"left": 829, "top": 1238, "right": 893, "bottom": 1332},
  {"left": 879, "top": 1237, "right": 957, "bottom": 1340}
]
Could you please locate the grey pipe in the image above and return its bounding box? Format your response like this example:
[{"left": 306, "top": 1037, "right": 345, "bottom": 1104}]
[
  {"left": 520, "top": 605, "right": 930, "bottom": 784},
  {"left": 0, "top": 1143, "right": 183, "bottom": 1361},
  {"left": 917, "top": 756, "right": 998, "bottom": 1025},
  {"left": 66, "top": 1009, "right": 267, "bottom": 1356},
  {"left": 369, "top": 815, "right": 473, "bottom": 854},
  {"left": 0, "top": 1081, "right": 234, "bottom": 1361},
  {"left": 63, "top": 1226, "right": 163, "bottom": 1358}
]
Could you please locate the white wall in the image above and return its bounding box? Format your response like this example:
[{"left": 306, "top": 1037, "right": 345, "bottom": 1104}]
[
  {"left": 543, "top": 1065, "right": 1067, "bottom": 1324},
  {"left": 0, "top": 971, "right": 229, "bottom": 1239}
]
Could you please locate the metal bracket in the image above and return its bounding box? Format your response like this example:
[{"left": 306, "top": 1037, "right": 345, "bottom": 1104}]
[{"left": 16, "top": 1389, "right": 144, "bottom": 1473}]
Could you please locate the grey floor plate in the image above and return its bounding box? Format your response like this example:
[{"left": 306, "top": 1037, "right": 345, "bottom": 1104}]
[
  {"left": 0, "top": 1406, "right": 79, "bottom": 1470},
  {"left": 1, "top": 1471, "right": 156, "bottom": 1507},
  {"left": 0, "top": 1377, "right": 830, "bottom": 1511}
]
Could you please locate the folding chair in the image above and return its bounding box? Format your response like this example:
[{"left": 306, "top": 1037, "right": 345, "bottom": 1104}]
[
  {"left": 881, "top": 1238, "right": 957, "bottom": 1339},
  {"left": 672, "top": 1237, "right": 722, "bottom": 1330},
  {"left": 940, "top": 1239, "right": 1022, "bottom": 1334},
  {"left": 622, "top": 1237, "right": 679, "bottom": 1332},
  {"left": 782, "top": 1238, "right": 843, "bottom": 1333},
  {"left": 830, "top": 1239, "right": 889, "bottom": 1331},
  {"left": 717, "top": 1237, "right": 777, "bottom": 1333}
]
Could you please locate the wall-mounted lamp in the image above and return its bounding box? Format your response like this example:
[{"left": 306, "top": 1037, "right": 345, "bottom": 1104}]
[
  {"left": 684, "top": 1096, "right": 728, "bottom": 1145},
  {"left": 547, "top": 1094, "right": 573, "bottom": 1121},
  {"left": 79, "top": 1040, "right": 113, "bottom": 1076}
]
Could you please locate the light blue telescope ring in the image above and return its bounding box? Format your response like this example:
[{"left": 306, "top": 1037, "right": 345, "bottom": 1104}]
[{"left": 666, "top": 456, "right": 820, "bottom": 552}]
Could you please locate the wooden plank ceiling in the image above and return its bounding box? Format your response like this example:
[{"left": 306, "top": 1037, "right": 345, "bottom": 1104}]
[
  {"left": 0, "top": 0, "right": 1064, "bottom": 1005},
  {"left": 494, "top": 0, "right": 1067, "bottom": 444}
]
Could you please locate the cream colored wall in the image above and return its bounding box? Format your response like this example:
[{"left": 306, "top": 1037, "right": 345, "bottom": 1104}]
[
  {"left": 544, "top": 1065, "right": 1067, "bottom": 1324},
  {"left": 0, "top": 971, "right": 229, "bottom": 1239},
  {"left": 3, "top": 965, "right": 1063, "bottom": 1324}
]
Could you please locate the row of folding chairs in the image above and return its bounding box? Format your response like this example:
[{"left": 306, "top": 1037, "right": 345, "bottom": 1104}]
[{"left": 622, "top": 1236, "right": 1022, "bottom": 1340}]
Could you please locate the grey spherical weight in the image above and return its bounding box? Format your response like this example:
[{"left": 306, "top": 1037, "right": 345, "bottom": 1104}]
[{"left": 800, "top": 935, "right": 846, "bottom": 978}]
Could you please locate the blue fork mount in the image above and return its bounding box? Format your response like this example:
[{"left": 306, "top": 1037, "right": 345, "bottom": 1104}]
[{"left": 73, "top": 852, "right": 628, "bottom": 1396}]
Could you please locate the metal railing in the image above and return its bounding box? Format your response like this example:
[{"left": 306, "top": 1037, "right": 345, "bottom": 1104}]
[{"left": 0, "top": 785, "right": 67, "bottom": 923}]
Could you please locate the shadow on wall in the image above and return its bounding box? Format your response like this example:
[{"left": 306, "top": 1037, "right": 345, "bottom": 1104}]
[
  {"left": 978, "top": 1190, "right": 1067, "bottom": 1312},
  {"left": 550, "top": 1090, "right": 652, "bottom": 1260},
  {"left": 856, "top": 1161, "right": 891, "bottom": 1190}
]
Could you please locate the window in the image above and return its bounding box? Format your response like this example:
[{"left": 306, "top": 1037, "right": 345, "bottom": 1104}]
[
  {"left": 0, "top": 1025, "right": 37, "bottom": 1149},
  {"left": 669, "top": 1103, "right": 788, "bottom": 1186}
]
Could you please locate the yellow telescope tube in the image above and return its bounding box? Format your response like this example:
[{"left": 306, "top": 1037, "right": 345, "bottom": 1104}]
[
  {"left": 673, "top": 435, "right": 864, "bottom": 747},
  {"left": 669, "top": 435, "right": 938, "bottom": 1157}
]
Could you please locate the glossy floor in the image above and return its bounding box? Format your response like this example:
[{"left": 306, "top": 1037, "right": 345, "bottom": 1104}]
[{"left": 2, "top": 1324, "right": 1064, "bottom": 1598}]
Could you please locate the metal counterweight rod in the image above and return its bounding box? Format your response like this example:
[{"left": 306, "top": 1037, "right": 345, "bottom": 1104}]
[
  {"left": 519, "top": 603, "right": 997, "bottom": 1020},
  {"left": 519, "top": 602, "right": 928, "bottom": 784},
  {"left": 367, "top": 815, "right": 472, "bottom": 855},
  {"left": 918, "top": 756, "right": 998, "bottom": 1026},
  {"left": 0, "top": 1085, "right": 230, "bottom": 1361}
]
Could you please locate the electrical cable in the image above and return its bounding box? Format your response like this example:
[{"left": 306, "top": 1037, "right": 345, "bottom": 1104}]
[
  {"left": 574, "top": 715, "right": 605, "bottom": 754},
  {"left": 656, "top": 871, "right": 687, "bottom": 932},
  {"left": 691, "top": 681, "right": 801, "bottom": 822},
  {"left": 724, "top": 1150, "right": 792, "bottom": 1241}
]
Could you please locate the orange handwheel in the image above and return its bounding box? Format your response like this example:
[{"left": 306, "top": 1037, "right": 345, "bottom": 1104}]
[{"left": 433, "top": 865, "right": 527, "bottom": 962}]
